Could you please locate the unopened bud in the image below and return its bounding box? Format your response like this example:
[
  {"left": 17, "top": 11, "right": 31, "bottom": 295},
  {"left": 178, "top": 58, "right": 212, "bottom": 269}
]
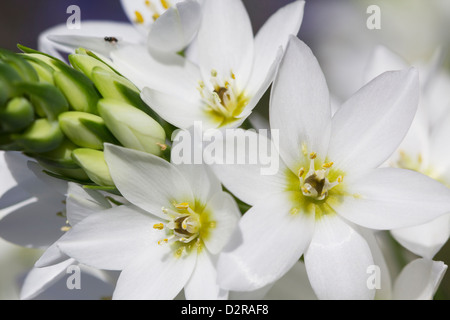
[
  {"left": 0, "top": 97, "right": 34, "bottom": 132},
  {"left": 72, "top": 148, "right": 114, "bottom": 187},
  {"left": 98, "top": 99, "right": 166, "bottom": 156},
  {"left": 12, "top": 118, "right": 64, "bottom": 153},
  {"left": 53, "top": 66, "right": 101, "bottom": 115},
  {"left": 29, "top": 139, "right": 90, "bottom": 181},
  {"left": 17, "top": 82, "right": 68, "bottom": 121},
  {"left": 69, "top": 51, "right": 116, "bottom": 80},
  {"left": 58, "top": 111, "right": 117, "bottom": 150}
]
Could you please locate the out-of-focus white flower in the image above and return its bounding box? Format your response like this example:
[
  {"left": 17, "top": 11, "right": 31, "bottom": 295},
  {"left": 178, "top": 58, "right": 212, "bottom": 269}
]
[
  {"left": 20, "top": 183, "right": 117, "bottom": 300},
  {"left": 212, "top": 36, "right": 450, "bottom": 300},
  {"left": 303, "top": 0, "right": 450, "bottom": 101},
  {"left": 39, "top": 0, "right": 202, "bottom": 59},
  {"left": 364, "top": 46, "right": 450, "bottom": 259},
  {"left": 110, "top": 0, "right": 305, "bottom": 130},
  {"left": 120, "top": 0, "right": 202, "bottom": 53},
  {"left": 57, "top": 144, "right": 241, "bottom": 300}
]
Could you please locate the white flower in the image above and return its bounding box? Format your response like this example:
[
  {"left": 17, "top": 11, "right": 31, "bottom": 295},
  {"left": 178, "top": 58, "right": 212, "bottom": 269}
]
[
  {"left": 365, "top": 46, "right": 450, "bottom": 259},
  {"left": 0, "top": 152, "right": 67, "bottom": 249},
  {"left": 110, "top": 0, "right": 305, "bottom": 130},
  {"left": 57, "top": 144, "right": 240, "bottom": 300},
  {"left": 20, "top": 183, "right": 116, "bottom": 300},
  {"left": 120, "top": 0, "right": 202, "bottom": 53},
  {"left": 212, "top": 36, "right": 450, "bottom": 300},
  {"left": 38, "top": 0, "right": 202, "bottom": 59}
]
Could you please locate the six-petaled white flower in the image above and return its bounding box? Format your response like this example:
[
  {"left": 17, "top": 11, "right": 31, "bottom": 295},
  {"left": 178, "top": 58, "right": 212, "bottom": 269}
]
[
  {"left": 211, "top": 36, "right": 450, "bottom": 300},
  {"left": 57, "top": 144, "right": 240, "bottom": 300}
]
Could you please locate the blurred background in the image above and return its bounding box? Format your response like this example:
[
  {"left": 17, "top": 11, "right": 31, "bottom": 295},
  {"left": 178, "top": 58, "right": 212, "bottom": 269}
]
[{"left": 1, "top": 0, "right": 450, "bottom": 299}]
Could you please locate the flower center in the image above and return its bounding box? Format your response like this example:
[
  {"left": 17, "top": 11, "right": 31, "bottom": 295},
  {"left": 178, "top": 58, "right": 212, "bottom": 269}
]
[
  {"left": 154, "top": 202, "right": 202, "bottom": 246},
  {"left": 298, "top": 152, "right": 343, "bottom": 201},
  {"left": 198, "top": 70, "right": 249, "bottom": 127}
]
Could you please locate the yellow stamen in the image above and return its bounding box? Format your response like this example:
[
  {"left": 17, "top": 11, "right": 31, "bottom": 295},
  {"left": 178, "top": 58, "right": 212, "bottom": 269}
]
[
  {"left": 152, "top": 13, "right": 160, "bottom": 21},
  {"left": 158, "top": 239, "right": 168, "bottom": 245},
  {"left": 153, "top": 223, "right": 164, "bottom": 230},
  {"left": 61, "top": 226, "right": 71, "bottom": 232},
  {"left": 322, "top": 162, "right": 334, "bottom": 169},
  {"left": 160, "top": 0, "right": 170, "bottom": 9},
  {"left": 145, "top": 0, "right": 151, "bottom": 7},
  {"left": 135, "top": 11, "right": 145, "bottom": 24},
  {"left": 175, "top": 202, "right": 190, "bottom": 210},
  {"left": 337, "top": 176, "right": 344, "bottom": 183},
  {"left": 309, "top": 152, "right": 317, "bottom": 160},
  {"left": 298, "top": 167, "right": 305, "bottom": 177}
]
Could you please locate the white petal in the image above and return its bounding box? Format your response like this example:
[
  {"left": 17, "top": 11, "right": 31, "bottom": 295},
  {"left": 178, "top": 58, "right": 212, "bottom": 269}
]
[
  {"left": 197, "top": 0, "right": 254, "bottom": 87},
  {"left": 104, "top": 144, "right": 194, "bottom": 219},
  {"left": 246, "top": 1, "right": 305, "bottom": 95},
  {"left": 140, "top": 87, "right": 206, "bottom": 130},
  {"left": 66, "top": 183, "right": 112, "bottom": 226},
  {"left": 304, "top": 214, "right": 375, "bottom": 300},
  {"left": 148, "top": 1, "right": 202, "bottom": 53},
  {"left": 327, "top": 68, "right": 420, "bottom": 177},
  {"left": 58, "top": 205, "right": 161, "bottom": 270},
  {"left": 39, "top": 21, "right": 144, "bottom": 58},
  {"left": 393, "top": 259, "right": 447, "bottom": 300},
  {"left": 171, "top": 126, "right": 223, "bottom": 202},
  {"left": 242, "top": 47, "right": 283, "bottom": 116},
  {"left": 110, "top": 45, "right": 201, "bottom": 100},
  {"left": 35, "top": 240, "right": 70, "bottom": 268},
  {"left": 202, "top": 191, "right": 240, "bottom": 255},
  {"left": 185, "top": 250, "right": 228, "bottom": 300},
  {"left": 0, "top": 199, "right": 66, "bottom": 249},
  {"left": 357, "top": 228, "right": 393, "bottom": 300},
  {"left": 363, "top": 45, "right": 409, "bottom": 85},
  {"left": 217, "top": 191, "right": 315, "bottom": 291},
  {"left": 264, "top": 261, "right": 317, "bottom": 300},
  {"left": 208, "top": 129, "right": 289, "bottom": 206},
  {"left": 113, "top": 244, "right": 197, "bottom": 300},
  {"left": 391, "top": 213, "right": 450, "bottom": 259},
  {"left": 429, "top": 110, "right": 450, "bottom": 175},
  {"left": 20, "top": 259, "right": 76, "bottom": 300},
  {"left": 337, "top": 168, "right": 450, "bottom": 230},
  {"left": 270, "top": 37, "right": 331, "bottom": 172}
]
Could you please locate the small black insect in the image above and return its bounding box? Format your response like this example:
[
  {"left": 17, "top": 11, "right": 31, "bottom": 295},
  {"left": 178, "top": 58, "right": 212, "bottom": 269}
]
[{"left": 104, "top": 37, "right": 119, "bottom": 44}]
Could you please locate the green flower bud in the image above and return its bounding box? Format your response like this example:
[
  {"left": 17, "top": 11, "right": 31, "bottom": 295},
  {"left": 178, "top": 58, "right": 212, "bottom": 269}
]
[
  {"left": 0, "top": 97, "right": 35, "bottom": 132},
  {"left": 58, "top": 111, "right": 117, "bottom": 150},
  {"left": 69, "top": 51, "right": 116, "bottom": 80},
  {"left": 53, "top": 66, "right": 101, "bottom": 115},
  {"left": 12, "top": 118, "right": 64, "bottom": 153},
  {"left": 0, "top": 49, "right": 38, "bottom": 83},
  {"left": 0, "top": 61, "right": 23, "bottom": 105},
  {"left": 98, "top": 99, "right": 166, "bottom": 156},
  {"left": 21, "top": 54, "right": 56, "bottom": 85},
  {"left": 17, "top": 82, "right": 69, "bottom": 121},
  {"left": 29, "top": 139, "right": 90, "bottom": 181},
  {"left": 72, "top": 148, "right": 114, "bottom": 187}
]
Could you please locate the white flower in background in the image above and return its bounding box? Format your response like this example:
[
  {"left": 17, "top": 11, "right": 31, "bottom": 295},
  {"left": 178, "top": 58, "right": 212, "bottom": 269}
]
[
  {"left": 0, "top": 152, "right": 67, "bottom": 249},
  {"left": 212, "top": 36, "right": 450, "bottom": 300},
  {"left": 302, "top": 0, "right": 450, "bottom": 102},
  {"left": 38, "top": 0, "right": 202, "bottom": 59},
  {"left": 364, "top": 46, "right": 450, "bottom": 259},
  {"left": 57, "top": 144, "right": 240, "bottom": 300},
  {"left": 120, "top": 0, "right": 202, "bottom": 53},
  {"left": 20, "top": 183, "right": 118, "bottom": 300},
  {"left": 110, "top": 0, "right": 305, "bottom": 130}
]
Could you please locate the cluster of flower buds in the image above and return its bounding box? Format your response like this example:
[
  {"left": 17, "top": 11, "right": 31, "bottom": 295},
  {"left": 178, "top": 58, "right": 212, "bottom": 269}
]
[{"left": 0, "top": 46, "right": 167, "bottom": 189}]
